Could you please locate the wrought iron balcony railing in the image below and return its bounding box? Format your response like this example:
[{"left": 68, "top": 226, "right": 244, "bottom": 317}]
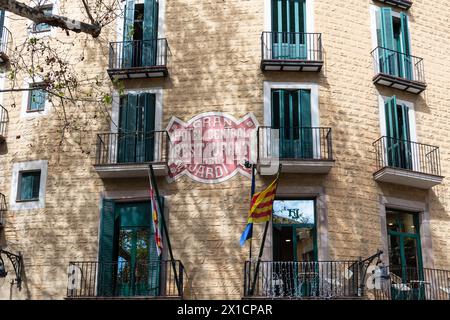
[
  {"left": 108, "top": 39, "right": 168, "bottom": 72},
  {"left": 373, "top": 136, "right": 441, "bottom": 176},
  {"left": 372, "top": 266, "right": 450, "bottom": 300},
  {"left": 257, "top": 127, "right": 333, "bottom": 161},
  {"left": 0, "top": 26, "right": 11, "bottom": 62},
  {"left": 0, "top": 104, "right": 8, "bottom": 141},
  {"left": 262, "top": 32, "right": 323, "bottom": 62},
  {"left": 0, "top": 193, "right": 6, "bottom": 227},
  {"left": 95, "top": 131, "right": 169, "bottom": 166},
  {"left": 67, "top": 260, "right": 184, "bottom": 299},
  {"left": 371, "top": 47, "right": 425, "bottom": 84},
  {"left": 244, "top": 260, "right": 365, "bottom": 299}
]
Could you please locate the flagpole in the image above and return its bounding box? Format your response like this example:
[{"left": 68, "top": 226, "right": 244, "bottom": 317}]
[
  {"left": 148, "top": 164, "right": 181, "bottom": 296},
  {"left": 249, "top": 163, "right": 282, "bottom": 295},
  {"left": 249, "top": 163, "right": 256, "bottom": 262}
]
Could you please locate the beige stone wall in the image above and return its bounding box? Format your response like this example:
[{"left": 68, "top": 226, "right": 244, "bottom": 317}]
[{"left": 0, "top": 0, "right": 450, "bottom": 300}]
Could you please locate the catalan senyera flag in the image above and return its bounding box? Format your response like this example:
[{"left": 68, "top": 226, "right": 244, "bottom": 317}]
[
  {"left": 247, "top": 177, "right": 279, "bottom": 223},
  {"left": 150, "top": 188, "right": 163, "bottom": 256}
]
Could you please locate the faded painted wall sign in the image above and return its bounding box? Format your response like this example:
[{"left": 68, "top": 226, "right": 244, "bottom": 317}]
[{"left": 166, "top": 112, "right": 259, "bottom": 183}]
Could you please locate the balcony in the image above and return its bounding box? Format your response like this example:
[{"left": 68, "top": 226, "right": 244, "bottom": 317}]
[
  {"left": 244, "top": 260, "right": 367, "bottom": 299},
  {"left": 94, "top": 131, "right": 169, "bottom": 178},
  {"left": 371, "top": 47, "right": 426, "bottom": 94},
  {"left": 0, "top": 26, "right": 11, "bottom": 63},
  {"left": 66, "top": 260, "right": 184, "bottom": 300},
  {"left": 0, "top": 104, "right": 7, "bottom": 143},
  {"left": 0, "top": 193, "right": 5, "bottom": 228},
  {"left": 372, "top": 266, "right": 450, "bottom": 300},
  {"left": 261, "top": 32, "right": 323, "bottom": 72},
  {"left": 257, "top": 127, "right": 334, "bottom": 174},
  {"left": 373, "top": 136, "right": 443, "bottom": 189},
  {"left": 107, "top": 39, "right": 169, "bottom": 80},
  {"left": 374, "top": 0, "right": 412, "bottom": 10}
]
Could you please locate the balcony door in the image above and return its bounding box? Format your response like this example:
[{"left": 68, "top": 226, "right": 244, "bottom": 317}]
[
  {"left": 384, "top": 96, "right": 412, "bottom": 170},
  {"left": 377, "top": 7, "right": 412, "bottom": 79},
  {"left": 386, "top": 209, "right": 424, "bottom": 300},
  {"left": 118, "top": 93, "right": 156, "bottom": 163},
  {"left": 271, "top": 0, "right": 307, "bottom": 60},
  {"left": 272, "top": 200, "right": 317, "bottom": 297},
  {"left": 98, "top": 200, "right": 161, "bottom": 297},
  {"left": 271, "top": 89, "right": 313, "bottom": 159},
  {"left": 123, "top": 0, "right": 158, "bottom": 68}
]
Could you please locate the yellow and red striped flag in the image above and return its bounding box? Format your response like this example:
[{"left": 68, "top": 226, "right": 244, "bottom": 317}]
[{"left": 247, "top": 177, "right": 278, "bottom": 223}]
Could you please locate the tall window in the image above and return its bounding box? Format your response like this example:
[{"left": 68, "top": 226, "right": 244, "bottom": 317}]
[
  {"left": 271, "top": 0, "right": 307, "bottom": 59},
  {"left": 17, "top": 171, "right": 41, "bottom": 201},
  {"left": 122, "top": 0, "right": 159, "bottom": 68},
  {"left": 376, "top": 7, "right": 412, "bottom": 79},
  {"left": 27, "top": 83, "right": 47, "bottom": 112},
  {"left": 32, "top": 4, "right": 53, "bottom": 33},
  {"left": 271, "top": 89, "right": 312, "bottom": 159},
  {"left": 118, "top": 93, "right": 156, "bottom": 163}
]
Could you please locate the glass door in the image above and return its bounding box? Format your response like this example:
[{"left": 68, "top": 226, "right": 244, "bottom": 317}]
[
  {"left": 387, "top": 209, "right": 424, "bottom": 300},
  {"left": 272, "top": 200, "right": 317, "bottom": 297},
  {"left": 114, "top": 201, "right": 160, "bottom": 297}
]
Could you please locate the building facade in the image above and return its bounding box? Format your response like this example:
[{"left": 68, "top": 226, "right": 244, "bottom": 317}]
[{"left": 0, "top": 0, "right": 449, "bottom": 300}]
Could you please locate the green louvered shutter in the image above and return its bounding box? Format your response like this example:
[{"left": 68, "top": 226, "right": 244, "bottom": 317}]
[
  {"left": 98, "top": 199, "right": 117, "bottom": 297},
  {"left": 378, "top": 8, "right": 397, "bottom": 76},
  {"left": 118, "top": 94, "right": 138, "bottom": 163},
  {"left": 0, "top": 10, "right": 5, "bottom": 39},
  {"left": 29, "top": 88, "right": 46, "bottom": 111},
  {"left": 135, "top": 93, "right": 156, "bottom": 162},
  {"left": 142, "top": 0, "right": 158, "bottom": 66},
  {"left": 299, "top": 90, "right": 313, "bottom": 158},
  {"left": 143, "top": 93, "right": 156, "bottom": 162},
  {"left": 400, "top": 12, "right": 413, "bottom": 80},
  {"left": 272, "top": 0, "right": 307, "bottom": 59},
  {"left": 122, "top": 0, "right": 135, "bottom": 68}
]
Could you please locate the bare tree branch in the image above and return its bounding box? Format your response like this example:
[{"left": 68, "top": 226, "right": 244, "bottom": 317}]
[{"left": 0, "top": 0, "right": 102, "bottom": 37}]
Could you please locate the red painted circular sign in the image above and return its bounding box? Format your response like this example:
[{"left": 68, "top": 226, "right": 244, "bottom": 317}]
[{"left": 167, "top": 112, "right": 259, "bottom": 183}]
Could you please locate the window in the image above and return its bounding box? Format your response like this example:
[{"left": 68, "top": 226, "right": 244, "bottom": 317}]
[
  {"left": 27, "top": 83, "right": 47, "bottom": 112},
  {"left": 10, "top": 160, "right": 48, "bottom": 210},
  {"left": 32, "top": 5, "right": 53, "bottom": 33},
  {"left": 17, "top": 171, "right": 41, "bottom": 201}
]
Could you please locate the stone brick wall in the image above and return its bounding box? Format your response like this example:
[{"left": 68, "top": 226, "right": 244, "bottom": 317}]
[{"left": 0, "top": 0, "right": 449, "bottom": 300}]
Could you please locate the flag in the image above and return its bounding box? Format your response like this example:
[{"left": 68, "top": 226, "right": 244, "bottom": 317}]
[
  {"left": 240, "top": 223, "right": 253, "bottom": 247},
  {"left": 150, "top": 187, "right": 163, "bottom": 256},
  {"left": 247, "top": 177, "right": 278, "bottom": 223},
  {"left": 240, "top": 176, "right": 279, "bottom": 246}
]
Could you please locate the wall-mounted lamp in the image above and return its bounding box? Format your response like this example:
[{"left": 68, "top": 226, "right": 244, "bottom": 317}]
[{"left": 0, "top": 248, "right": 23, "bottom": 290}]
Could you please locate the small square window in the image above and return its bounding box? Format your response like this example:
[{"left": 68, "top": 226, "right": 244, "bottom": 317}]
[
  {"left": 17, "top": 171, "right": 41, "bottom": 201},
  {"left": 27, "top": 83, "right": 47, "bottom": 112},
  {"left": 32, "top": 5, "right": 53, "bottom": 33}
]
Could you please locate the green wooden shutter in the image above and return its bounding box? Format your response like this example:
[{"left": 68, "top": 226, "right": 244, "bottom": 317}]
[
  {"left": 122, "top": 0, "right": 135, "bottom": 68},
  {"left": 144, "top": 93, "right": 156, "bottom": 162},
  {"left": 299, "top": 90, "right": 313, "bottom": 158},
  {"left": 118, "top": 94, "right": 138, "bottom": 163},
  {"left": 142, "top": 0, "right": 158, "bottom": 66},
  {"left": 379, "top": 8, "right": 396, "bottom": 76},
  {"left": 98, "top": 199, "right": 117, "bottom": 297},
  {"left": 0, "top": 10, "right": 5, "bottom": 39},
  {"left": 400, "top": 12, "right": 413, "bottom": 80}
]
